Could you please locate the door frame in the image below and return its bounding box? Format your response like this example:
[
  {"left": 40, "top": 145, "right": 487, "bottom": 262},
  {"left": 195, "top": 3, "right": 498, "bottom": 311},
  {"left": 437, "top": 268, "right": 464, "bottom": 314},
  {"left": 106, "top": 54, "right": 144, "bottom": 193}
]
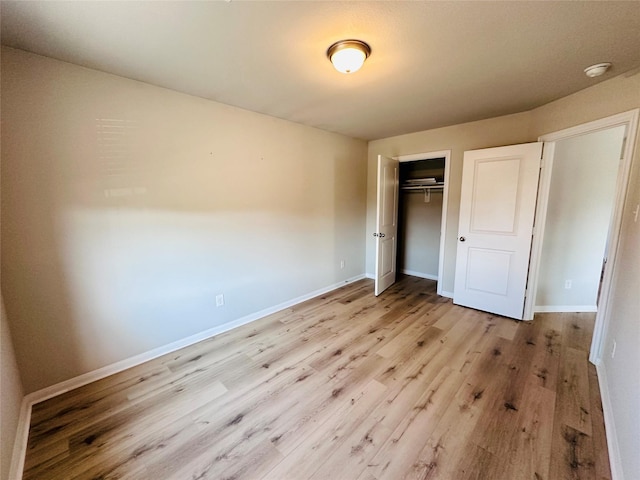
[
  {"left": 523, "top": 109, "right": 639, "bottom": 365},
  {"left": 394, "top": 150, "right": 451, "bottom": 297}
]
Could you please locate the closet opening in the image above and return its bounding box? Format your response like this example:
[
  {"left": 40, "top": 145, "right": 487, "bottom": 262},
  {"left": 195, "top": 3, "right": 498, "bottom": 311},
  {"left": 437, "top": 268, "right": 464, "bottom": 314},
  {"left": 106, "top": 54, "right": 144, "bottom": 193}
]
[{"left": 396, "top": 151, "right": 450, "bottom": 296}]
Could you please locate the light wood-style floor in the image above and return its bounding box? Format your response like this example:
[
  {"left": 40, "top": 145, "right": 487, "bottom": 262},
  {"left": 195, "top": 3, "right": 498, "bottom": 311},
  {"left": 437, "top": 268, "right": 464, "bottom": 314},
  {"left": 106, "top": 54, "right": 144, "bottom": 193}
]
[{"left": 24, "top": 276, "right": 610, "bottom": 480}]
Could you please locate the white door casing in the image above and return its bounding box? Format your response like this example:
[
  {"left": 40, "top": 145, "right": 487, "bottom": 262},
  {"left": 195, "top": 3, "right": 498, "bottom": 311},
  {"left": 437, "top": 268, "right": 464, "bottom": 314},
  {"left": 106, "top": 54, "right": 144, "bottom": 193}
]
[
  {"left": 375, "top": 155, "right": 399, "bottom": 296},
  {"left": 453, "top": 143, "right": 543, "bottom": 319}
]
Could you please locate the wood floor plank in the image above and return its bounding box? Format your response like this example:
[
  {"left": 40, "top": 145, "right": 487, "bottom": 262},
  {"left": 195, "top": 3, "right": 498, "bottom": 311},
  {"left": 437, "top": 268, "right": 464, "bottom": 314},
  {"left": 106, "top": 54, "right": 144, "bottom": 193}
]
[
  {"left": 26, "top": 352, "right": 247, "bottom": 460},
  {"left": 22, "top": 276, "right": 612, "bottom": 480},
  {"left": 141, "top": 362, "right": 318, "bottom": 479},
  {"left": 261, "top": 379, "right": 388, "bottom": 480},
  {"left": 452, "top": 442, "right": 497, "bottom": 480},
  {"left": 266, "top": 355, "right": 389, "bottom": 458},
  {"left": 563, "top": 312, "right": 596, "bottom": 353},
  {"left": 365, "top": 367, "right": 466, "bottom": 480},
  {"left": 402, "top": 380, "right": 488, "bottom": 480},
  {"left": 549, "top": 423, "right": 598, "bottom": 480},
  {"left": 525, "top": 313, "right": 563, "bottom": 391},
  {"left": 558, "top": 346, "right": 593, "bottom": 436},
  {"left": 499, "top": 381, "right": 556, "bottom": 480},
  {"left": 309, "top": 410, "right": 393, "bottom": 480}
]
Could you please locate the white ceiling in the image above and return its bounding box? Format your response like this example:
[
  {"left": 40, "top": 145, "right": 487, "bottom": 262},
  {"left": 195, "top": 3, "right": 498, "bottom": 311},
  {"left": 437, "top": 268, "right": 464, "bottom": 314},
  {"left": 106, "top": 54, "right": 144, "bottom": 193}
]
[{"left": 2, "top": 1, "right": 639, "bottom": 140}]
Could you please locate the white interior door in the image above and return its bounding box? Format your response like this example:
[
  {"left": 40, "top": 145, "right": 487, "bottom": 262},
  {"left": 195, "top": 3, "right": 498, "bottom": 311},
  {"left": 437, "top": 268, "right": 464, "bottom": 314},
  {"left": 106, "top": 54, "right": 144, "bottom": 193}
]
[
  {"left": 375, "top": 155, "right": 399, "bottom": 296},
  {"left": 453, "top": 143, "right": 543, "bottom": 319}
]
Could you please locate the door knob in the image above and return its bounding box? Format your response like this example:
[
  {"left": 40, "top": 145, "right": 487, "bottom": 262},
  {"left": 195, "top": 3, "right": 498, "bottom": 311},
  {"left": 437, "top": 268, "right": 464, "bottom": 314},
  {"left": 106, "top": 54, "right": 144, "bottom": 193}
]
[
  {"left": 379, "top": 233, "right": 385, "bottom": 238},
  {"left": 373, "top": 233, "right": 379, "bottom": 237},
  {"left": 459, "top": 236, "right": 466, "bottom": 242}
]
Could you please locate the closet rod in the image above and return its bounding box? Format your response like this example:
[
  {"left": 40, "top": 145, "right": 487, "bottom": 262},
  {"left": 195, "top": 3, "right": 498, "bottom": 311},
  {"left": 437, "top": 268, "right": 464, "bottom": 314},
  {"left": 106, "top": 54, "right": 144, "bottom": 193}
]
[{"left": 401, "top": 185, "right": 444, "bottom": 191}]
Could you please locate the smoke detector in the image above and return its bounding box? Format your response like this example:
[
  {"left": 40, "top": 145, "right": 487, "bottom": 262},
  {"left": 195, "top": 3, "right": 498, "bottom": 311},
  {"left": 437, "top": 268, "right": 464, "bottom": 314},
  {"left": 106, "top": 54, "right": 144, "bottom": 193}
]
[{"left": 584, "top": 63, "right": 612, "bottom": 78}]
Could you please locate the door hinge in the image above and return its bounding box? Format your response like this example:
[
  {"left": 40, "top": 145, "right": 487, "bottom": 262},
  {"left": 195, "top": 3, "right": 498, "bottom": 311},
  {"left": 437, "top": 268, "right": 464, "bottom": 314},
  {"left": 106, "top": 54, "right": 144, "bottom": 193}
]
[{"left": 620, "top": 136, "right": 627, "bottom": 160}]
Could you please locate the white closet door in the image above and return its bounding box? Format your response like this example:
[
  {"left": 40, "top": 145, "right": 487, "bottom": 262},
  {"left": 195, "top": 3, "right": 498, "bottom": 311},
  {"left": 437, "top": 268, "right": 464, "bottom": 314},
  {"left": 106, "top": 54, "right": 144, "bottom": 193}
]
[{"left": 375, "top": 155, "right": 399, "bottom": 296}]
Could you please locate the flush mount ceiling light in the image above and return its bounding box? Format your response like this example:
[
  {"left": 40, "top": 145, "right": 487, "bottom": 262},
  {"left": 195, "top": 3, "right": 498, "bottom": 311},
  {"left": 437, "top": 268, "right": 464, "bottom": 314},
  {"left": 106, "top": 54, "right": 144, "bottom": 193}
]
[
  {"left": 584, "top": 62, "right": 612, "bottom": 78},
  {"left": 327, "top": 40, "right": 371, "bottom": 74}
]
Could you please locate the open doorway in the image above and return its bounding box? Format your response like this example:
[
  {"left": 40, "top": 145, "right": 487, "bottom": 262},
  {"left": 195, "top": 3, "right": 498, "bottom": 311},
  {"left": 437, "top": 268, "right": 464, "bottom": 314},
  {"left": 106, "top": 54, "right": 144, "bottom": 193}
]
[
  {"left": 523, "top": 109, "right": 639, "bottom": 364},
  {"left": 534, "top": 125, "right": 626, "bottom": 313}
]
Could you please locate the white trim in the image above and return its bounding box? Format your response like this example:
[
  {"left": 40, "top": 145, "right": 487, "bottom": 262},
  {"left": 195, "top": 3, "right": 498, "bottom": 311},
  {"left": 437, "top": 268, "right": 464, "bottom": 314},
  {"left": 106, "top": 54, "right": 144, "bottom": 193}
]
[
  {"left": 538, "top": 110, "right": 637, "bottom": 142},
  {"left": 394, "top": 150, "right": 451, "bottom": 163},
  {"left": 365, "top": 272, "right": 375, "bottom": 279},
  {"left": 523, "top": 142, "right": 555, "bottom": 320},
  {"left": 596, "top": 363, "right": 624, "bottom": 480},
  {"left": 440, "top": 290, "right": 454, "bottom": 299},
  {"left": 401, "top": 269, "right": 438, "bottom": 281},
  {"left": 393, "top": 150, "right": 451, "bottom": 297},
  {"left": 23, "top": 274, "right": 366, "bottom": 406},
  {"left": 533, "top": 305, "right": 597, "bottom": 313},
  {"left": 8, "top": 398, "right": 31, "bottom": 480},
  {"left": 526, "top": 109, "right": 639, "bottom": 366},
  {"left": 438, "top": 152, "right": 451, "bottom": 297}
]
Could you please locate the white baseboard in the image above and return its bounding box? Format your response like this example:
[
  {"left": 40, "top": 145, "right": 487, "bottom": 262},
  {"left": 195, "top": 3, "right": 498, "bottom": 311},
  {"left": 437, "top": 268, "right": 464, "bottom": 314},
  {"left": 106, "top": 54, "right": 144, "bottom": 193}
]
[
  {"left": 596, "top": 363, "right": 623, "bottom": 480},
  {"left": 440, "top": 290, "right": 454, "bottom": 299},
  {"left": 401, "top": 269, "right": 438, "bottom": 281},
  {"left": 365, "top": 272, "right": 375, "bottom": 279},
  {"left": 534, "top": 305, "right": 598, "bottom": 313},
  {"left": 26, "top": 273, "right": 367, "bottom": 405},
  {"left": 10, "top": 274, "right": 367, "bottom": 478}
]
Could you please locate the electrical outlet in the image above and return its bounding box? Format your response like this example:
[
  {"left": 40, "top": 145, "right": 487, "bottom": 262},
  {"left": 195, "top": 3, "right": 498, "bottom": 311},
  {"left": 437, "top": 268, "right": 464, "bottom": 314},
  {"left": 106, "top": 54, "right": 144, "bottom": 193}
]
[
  {"left": 340, "top": 260, "right": 345, "bottom": 269},
  {"left": 564, "top": 280, "right": 572, "bottom": 289},
  {"left": 611, "top": 340, "right": 617, "bottom": 359},
  {"left": 216, "top": 294, "right": 224, "bottom": 307}
]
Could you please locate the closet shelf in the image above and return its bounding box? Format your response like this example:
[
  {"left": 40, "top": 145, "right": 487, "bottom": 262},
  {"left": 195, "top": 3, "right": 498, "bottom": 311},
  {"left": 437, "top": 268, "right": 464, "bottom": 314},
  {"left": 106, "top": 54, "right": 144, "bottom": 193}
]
[
  {"left": 401, "top": 182, "right": 444, "bottom": 203},
  {"left": 401, "top": 183, "right": 445, "bottom": 191}
]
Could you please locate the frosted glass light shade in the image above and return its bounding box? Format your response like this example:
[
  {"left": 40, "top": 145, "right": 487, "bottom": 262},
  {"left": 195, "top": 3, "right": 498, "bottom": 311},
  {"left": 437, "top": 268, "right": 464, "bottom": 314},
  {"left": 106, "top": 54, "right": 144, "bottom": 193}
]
[{"left": 327, "top": 40, "right": 371, "bottom": 74}]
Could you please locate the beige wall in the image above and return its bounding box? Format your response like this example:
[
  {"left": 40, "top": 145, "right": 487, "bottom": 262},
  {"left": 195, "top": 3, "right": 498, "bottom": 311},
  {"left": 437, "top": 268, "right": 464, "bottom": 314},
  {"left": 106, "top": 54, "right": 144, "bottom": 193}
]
[
  {"left": 1, "top": 298, "right": 23, "bottom": 480},
  {"left": 367, "top": 112, "right": 532, "bottom": 293},
  {"left": 530, "top": 72, "right": 640, "bottom": 138},
  {"left": 536, "top": 126, "right": 625, "bottom": 309},
  {"left": 399, "top": 190, "right": 442, "bottom": 278},
  {"left": 1, "top": 47, "right": 368, "bottom": 393}
]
